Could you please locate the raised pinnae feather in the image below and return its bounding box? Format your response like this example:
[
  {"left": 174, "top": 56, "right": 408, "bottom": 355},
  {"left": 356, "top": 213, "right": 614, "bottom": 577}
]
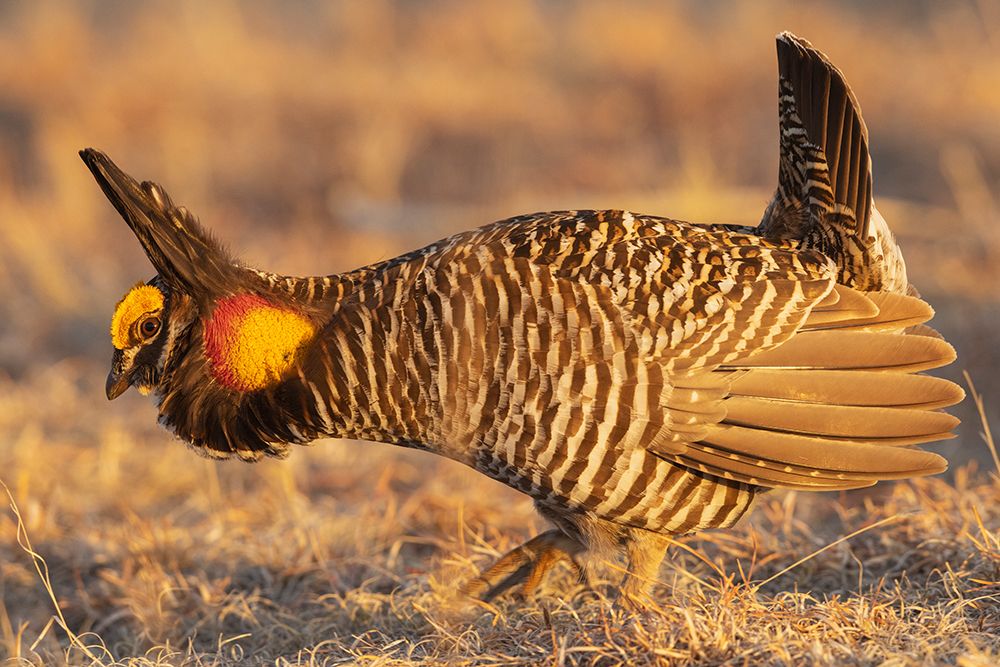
[{"left": 80, "top": 149, "right": 237, "bottom": 298}]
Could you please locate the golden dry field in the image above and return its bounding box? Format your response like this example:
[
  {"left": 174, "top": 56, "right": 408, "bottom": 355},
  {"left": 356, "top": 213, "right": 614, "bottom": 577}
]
[{"left": 0, "top": 2, "right": 998, "bottom": 665}]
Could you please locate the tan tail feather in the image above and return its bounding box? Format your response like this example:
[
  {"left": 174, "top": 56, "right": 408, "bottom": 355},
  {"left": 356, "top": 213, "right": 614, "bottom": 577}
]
[
  {"left": 670, "top": 404, "right": 727, "bottom": 426},
  {"left": 667, "top": 385, "right": 729, "bottom": 413},
  {"left": 726, "top": 369, "right": 965, "bottom": 410},
  {"left": 664, "top": 451, "right": 877, "bottom": 490},
  {"left": 682, "top": 443, "right": 905, "bottom": 486},
  {"left": 806, "top": 285, "right": 879, "bottom": 327},
  {"left": 722, "top": 396, "right": 959, "bottom": 439},
  {"left": 727, "top": 330, "right": 956, "bottom": 372},
  {"left": 814, "top": 285, "right": 842, "bottom": 309},
  {"left": 655, "top": 288, "right": 960, "bottom": 491},
  {"left": 673, "top": 371, "right": 732, "bottom": 390},
  {"left": 810, "top": 292, "right": 934, "bottom": 332},
  {"left": 674, "top": 437, "right": 944, "bottom": 490},
  {"left": 907, "top": 324, "right": 945, "bottom": 340},
  {"left": 701, "top": 424, "right": 949, "bottom": 475}
]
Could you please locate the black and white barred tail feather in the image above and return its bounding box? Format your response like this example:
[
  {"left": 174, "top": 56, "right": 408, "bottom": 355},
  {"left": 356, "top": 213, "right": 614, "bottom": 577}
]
[{"left": 760, "top": 32, "right": 908, "bottom": 293}]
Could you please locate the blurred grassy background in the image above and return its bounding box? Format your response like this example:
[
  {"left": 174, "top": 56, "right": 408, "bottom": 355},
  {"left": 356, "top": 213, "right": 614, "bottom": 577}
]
[
  {"left": 1, "top": 1, "right": 998, "bottom": 430},
  {"left": 0, "top": 2, "right": 998, "bottom": 663}
]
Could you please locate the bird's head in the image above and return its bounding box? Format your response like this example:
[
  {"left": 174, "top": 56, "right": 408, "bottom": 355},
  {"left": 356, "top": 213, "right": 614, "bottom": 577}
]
[
  {"left": 83, "top": 148, "right": 319, "bottom": 403},
  {"left": 82, "top": 145, "right": 225, "bottom": 401},
  {"left": 105, "top": 276, "right": 203, "bottom": 400},
  {"left": 106, "top": 279, "right": 170, "bottom": 399}
]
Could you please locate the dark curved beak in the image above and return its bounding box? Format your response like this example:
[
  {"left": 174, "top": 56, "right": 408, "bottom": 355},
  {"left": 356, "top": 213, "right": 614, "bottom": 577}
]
[{"left": 106, "top": 349, "right": 130, "bottom": 400}]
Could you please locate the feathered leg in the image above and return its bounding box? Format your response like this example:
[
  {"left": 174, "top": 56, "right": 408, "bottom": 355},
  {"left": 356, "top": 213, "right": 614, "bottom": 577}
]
[{"left": 619, "top": 529, "right": 669, "bottom": 606}]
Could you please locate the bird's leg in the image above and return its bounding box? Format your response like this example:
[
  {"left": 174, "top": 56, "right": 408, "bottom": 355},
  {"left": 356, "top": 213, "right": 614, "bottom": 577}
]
[
  {"left": 618, "top": 529, "right": 669, "bottom": 607},
  {"left": 463, "top": 529, "right": 584, "bottom": 602}
]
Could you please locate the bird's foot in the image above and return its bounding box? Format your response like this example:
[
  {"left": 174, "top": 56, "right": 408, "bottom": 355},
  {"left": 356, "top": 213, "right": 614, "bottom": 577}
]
[{"left": 462, "top": 529, "right": 584, "bottom": 602}]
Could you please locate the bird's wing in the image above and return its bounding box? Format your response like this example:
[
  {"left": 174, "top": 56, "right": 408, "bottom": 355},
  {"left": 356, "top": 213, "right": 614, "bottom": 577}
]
[
  {"left": 300, "top": 210, "right": 959, "bottom": 498},
  {"left": 493, "top": 213, "right": 846, "bottom": 371},
  {"left": 484, "top": 217, "right": 959, "bottom": 491},
  {"left": 650, "top": 289, "right": 960, "bottom": 490}
]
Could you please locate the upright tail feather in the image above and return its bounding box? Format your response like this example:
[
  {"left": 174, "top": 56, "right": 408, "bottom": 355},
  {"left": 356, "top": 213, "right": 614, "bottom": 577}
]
[{"left": 759, "top": 32, "right": 909, "bottom": 293}]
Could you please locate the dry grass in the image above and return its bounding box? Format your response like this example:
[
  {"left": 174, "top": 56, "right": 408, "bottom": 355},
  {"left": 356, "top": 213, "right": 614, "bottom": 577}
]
[
  {"left": 1, "top": 2, "right": 999, "bottom": 665},
  {"left": 1, "top": 367, "right": 997, "bottom": 665}
]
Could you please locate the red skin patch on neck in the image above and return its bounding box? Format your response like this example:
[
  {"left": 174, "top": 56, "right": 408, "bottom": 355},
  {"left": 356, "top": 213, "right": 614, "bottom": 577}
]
[
  {"left": 205, "top": 293, "right": 318, "bottom": 392},
  {"left": 204, "top": 294, "right": 270, "bottom": 391}
]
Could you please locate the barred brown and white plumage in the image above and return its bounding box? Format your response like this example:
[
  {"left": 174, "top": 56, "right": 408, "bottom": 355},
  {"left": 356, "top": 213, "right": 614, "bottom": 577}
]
[
  {"left": 760, "top": 32, "right": 908, "bottom": 293},
  {"left": 86, "top": 32, "right": 963, "bottom": 604}
]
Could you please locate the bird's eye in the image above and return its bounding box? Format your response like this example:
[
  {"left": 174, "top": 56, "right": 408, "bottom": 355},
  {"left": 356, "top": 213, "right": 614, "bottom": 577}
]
[{"left": 140, "top": 317, "right": 161, "bottom": 338}]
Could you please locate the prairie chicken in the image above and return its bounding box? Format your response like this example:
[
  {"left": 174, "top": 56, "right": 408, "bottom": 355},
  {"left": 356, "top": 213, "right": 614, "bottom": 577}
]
[{"left": 87, "top": 33, "right": 962, "bottom": 604}]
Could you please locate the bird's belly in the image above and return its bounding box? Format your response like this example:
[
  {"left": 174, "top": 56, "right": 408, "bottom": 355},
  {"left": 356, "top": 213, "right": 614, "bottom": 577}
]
[{"left": 465, "top": 413, "right": 757, "bottom": 534}]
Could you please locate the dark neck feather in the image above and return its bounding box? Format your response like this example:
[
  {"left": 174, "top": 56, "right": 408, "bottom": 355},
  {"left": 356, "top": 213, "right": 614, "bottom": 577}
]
[{"left": 155, "top": 265, "right": 435, "bottom": 461}]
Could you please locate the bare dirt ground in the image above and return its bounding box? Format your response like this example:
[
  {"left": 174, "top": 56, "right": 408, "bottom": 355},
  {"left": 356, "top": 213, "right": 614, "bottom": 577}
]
[{"left": 1, "top": 3, "right": 998, "bottom": 665}]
